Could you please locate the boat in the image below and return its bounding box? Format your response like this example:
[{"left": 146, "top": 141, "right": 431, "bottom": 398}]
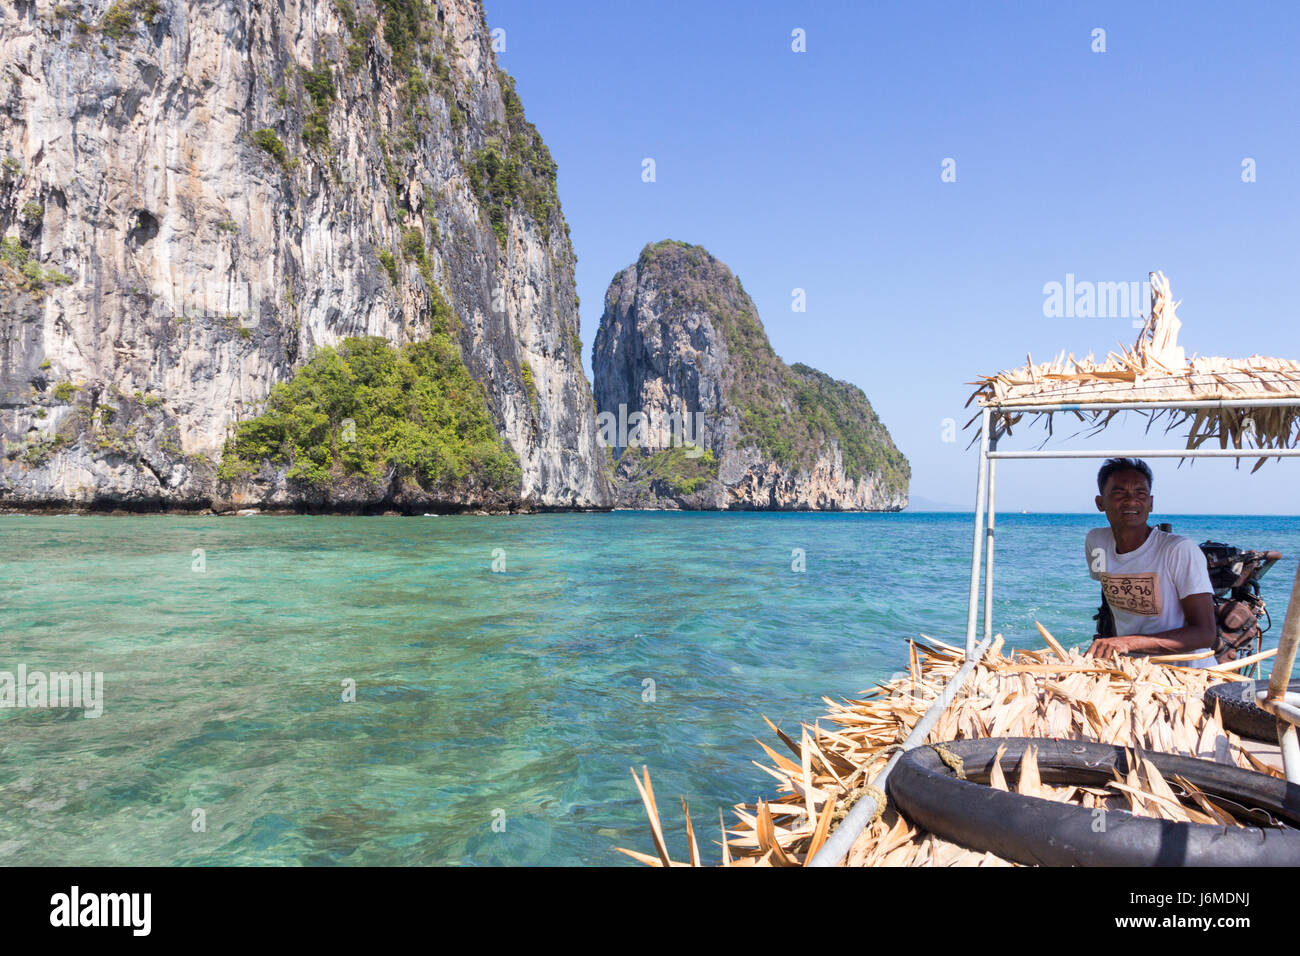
[{"left": 619, "top": 271, "right": 1300, "bottom": 867}]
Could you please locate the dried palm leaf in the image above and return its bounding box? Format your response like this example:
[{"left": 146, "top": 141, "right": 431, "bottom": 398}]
[{"left": 618, "top": 637, "right": 1281, "bottom": 867}]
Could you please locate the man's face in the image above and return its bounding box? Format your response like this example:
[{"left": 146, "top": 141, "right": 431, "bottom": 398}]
[{"left": 1095, "top": 469, "right": 1153, "bottom": 531}]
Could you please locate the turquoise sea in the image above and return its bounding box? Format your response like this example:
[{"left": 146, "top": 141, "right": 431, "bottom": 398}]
[{"left": 0, "top": 511, "right": 1296, "bottom": 866}]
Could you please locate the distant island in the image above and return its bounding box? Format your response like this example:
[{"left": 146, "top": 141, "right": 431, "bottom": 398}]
[
  {"left": 593, "top": 241, "right": 908, "bottom": 511},
  {"left": 904, "top": 495, "right": 966, "bottom": 512}
]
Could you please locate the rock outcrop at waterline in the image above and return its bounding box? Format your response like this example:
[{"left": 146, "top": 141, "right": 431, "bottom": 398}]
[
  {"left": 0, "top": 0, "right": 611, "bottom": 511},
  {"left": 592, "top": 240, "right": 909, "bottom": 510}
]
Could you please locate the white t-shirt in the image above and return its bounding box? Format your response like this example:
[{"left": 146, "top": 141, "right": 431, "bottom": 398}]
[{"left": 1085, "top": 526, "right": 1216, "bottom": 668}]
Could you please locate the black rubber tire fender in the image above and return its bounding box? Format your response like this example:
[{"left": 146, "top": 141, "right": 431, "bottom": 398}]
[
  {"left": 887, "top": 737, "right": 1300, "bottom": 866},
  {"left": 1204, "top": 679, "right": 1300, "bottom": 743}
]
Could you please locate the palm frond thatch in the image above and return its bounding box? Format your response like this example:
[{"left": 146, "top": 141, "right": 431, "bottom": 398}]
[
  {"left": 617, "top": 632, "right": 1280, "bottom": 867},
  {"left": 965, "top": 272, "right": 1300, "bottom": 469}
]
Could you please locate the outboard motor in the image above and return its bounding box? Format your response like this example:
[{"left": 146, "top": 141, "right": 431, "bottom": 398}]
[{"left": 1198, "top": 540, "right": 1281, "bottom": 664}]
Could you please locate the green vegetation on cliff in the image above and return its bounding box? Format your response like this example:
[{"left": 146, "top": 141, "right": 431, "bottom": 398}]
[
  {"left": 520, "top": 359, "right": 539, "bottom": 413},
  {"left": 618, "top": 445, "right": 719, "bottom": 497},
  {"left": 218, "top": 324, "right": 520, "bottom": 492},
  {"left": 328, "top": 2, "right": 564, "bottom": 254},
  {"left": 374, "top": 0, "right": 430, "bottom": 76},
  {"left": 251, "top": 128, "right": 290, "bottom": 168},
  {"left": 0, "top": 237, "right": 73, "bottom": 293},
  {"left": 467, "top": 71, "right": 560, "bottom": 247},
  {"left": 649, "top": 446, "right": 718, "bottom": 495},
  {"left": 733, "top": 344, "right": 908, "bottom": 496},
  {"left": 788, "top": 363, "right": 910, "bottom": 493},
  {"left": 100, "top": 0, "right": 159, "bottom": 40},
  {"left": 301, "top": 63, "right": 336, "bottom": 150}
]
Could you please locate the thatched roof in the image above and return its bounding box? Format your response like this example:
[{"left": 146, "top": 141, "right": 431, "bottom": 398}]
[{"left": 965, "top": 272, "right": 1300, "bottom": 466}]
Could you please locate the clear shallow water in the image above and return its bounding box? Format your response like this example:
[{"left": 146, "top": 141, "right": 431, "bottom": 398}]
[{"left": 0, "top": 511, "right": 1296, "bottom": 866}]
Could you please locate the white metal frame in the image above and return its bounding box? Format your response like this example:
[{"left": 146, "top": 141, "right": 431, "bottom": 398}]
[{"left": 964, "top": 396, "right": 1300, "bottom": 783}]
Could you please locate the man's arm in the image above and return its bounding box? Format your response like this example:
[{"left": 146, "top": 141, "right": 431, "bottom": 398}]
[{"left": 1087, "top": 593, "right": 1216, "bottom": 658}]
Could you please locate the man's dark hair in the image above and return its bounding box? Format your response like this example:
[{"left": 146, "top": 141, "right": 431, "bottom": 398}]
[{"left": 1097, "top": 457, "right": 1153, "bottom": 495}]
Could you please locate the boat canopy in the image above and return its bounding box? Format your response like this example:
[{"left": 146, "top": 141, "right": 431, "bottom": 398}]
[
  {"left": 958, "top": 271, "right": 1300, "bottom": 663},
  {"left": 964, "top": 272, "right": 1300, "bottom": 467}
]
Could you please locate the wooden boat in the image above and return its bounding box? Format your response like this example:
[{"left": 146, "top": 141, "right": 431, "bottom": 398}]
[{"left": 618, "top": 272, "right": 1300, "bottom": 866}]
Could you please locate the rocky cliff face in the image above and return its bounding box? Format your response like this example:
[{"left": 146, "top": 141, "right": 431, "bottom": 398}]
[
  {"left": 592, "top": 240, "right": 909, "bottom": 511},
  {"left": 0, "top": 0, "right": 611, "bottom": 511}
]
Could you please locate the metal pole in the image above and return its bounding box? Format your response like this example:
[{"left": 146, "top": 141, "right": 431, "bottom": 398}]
[
  {"left": 1263, "top": 562, "right": 1300, "bottom": 782},
  {"left": 808, "top": 633, "right": 997, "bottom": 867},
  {"left": 1266, "top": 561, "right": 1300, "bottom": 701},
  {"left": 983, "top": 456, "right": 996, "bottom": 642},
  {"left": 1278, "top": 725, "right": 1300, "bottom": 785},
  {"left": 990, "top": 398, "right": 1300, "bottom": 413},
  {"left": 1259, "top": 696, "right": 1300, "bottom": 724},
  {"left": 989, "top": 448, "right": 1300, "bottom": 460},
  {"left": 965, "top": 408, "right": 990, "bottom": 658}
]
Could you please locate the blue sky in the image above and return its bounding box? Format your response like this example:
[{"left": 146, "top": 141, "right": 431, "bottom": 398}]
[{"left": 484, "top": 0, "right": 1299, "bottom": 514}]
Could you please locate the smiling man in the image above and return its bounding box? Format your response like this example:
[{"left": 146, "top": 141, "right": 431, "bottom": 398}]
[{"left": 1084, "top": 458, "right": 1217, "bottom": 666}]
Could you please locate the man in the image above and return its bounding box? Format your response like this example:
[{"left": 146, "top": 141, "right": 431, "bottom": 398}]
[{"left": 1084, "top": 458, "right": 1217, "bottom": 666}]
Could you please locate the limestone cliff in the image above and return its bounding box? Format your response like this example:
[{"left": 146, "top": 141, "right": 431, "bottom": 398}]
[
  {"left": 592, "top": 240, "right": 909, "bottom": 511},
  {"left": 0, "top": 0, "right": 611, "bottom": 511}
]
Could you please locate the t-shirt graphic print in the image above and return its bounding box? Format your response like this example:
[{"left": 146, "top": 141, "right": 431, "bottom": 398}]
[
  {"left": 1100, "top": 571, "right": 1161, "bottom": 617},
  {"left": 1085, "top": 526, "right": 1215, "bottom": 668}
]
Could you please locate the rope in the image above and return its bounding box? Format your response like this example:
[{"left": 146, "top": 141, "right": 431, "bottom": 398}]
[
  {"left": 832, "top": 783, "right": 888, "bottom": 828},
  {"left": 932, "top": 742, "right": 967, "bottom": 780}
]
